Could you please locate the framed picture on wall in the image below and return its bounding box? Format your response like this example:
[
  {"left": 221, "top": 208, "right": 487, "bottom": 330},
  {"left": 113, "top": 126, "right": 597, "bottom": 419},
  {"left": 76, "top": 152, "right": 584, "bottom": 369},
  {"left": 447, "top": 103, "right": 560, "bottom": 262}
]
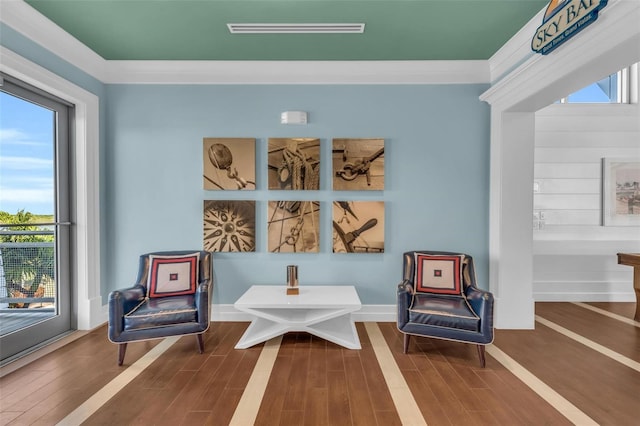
[
  {"left": 602, "top": 157, "right": 640, "bottom": 226},
  {"left": 332, "top": 138, "right": 385, "bottom": 190},
  {"left": 203, "top": 200, "right": 256, "bottom": 252},
  {"left": 268, "top": 138, "right": 320, "bottom": 190},
  {"left": 203, "top": 138, "right": 256, "bottom": 190},
  {"left": 267, "top": 200, "right": 320, "bottom": 253},
  {"left": 332, "top": 201, "right": 384, "bottom": 253}
]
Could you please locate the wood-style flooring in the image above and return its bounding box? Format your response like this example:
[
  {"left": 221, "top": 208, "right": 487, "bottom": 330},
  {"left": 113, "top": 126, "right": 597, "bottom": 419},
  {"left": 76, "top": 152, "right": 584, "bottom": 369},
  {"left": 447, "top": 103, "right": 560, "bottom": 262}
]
[{"left": 0, "top": 302, "right": 638, "bottom": 425}]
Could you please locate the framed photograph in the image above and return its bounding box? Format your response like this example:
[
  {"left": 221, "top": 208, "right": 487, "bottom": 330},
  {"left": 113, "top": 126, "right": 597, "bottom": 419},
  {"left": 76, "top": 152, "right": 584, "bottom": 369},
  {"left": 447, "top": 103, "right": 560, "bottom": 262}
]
[
  {"left": 602, "top": 157, "right": 640, "bottom": 226},
  {"left": 203, "top": 200, "right": 256, "bottom": 252},
  {"left": 332, "top": 138, "right": 384, "bottom": 190},
  {"left": 333, "top": 201, "right": 384, "bottom": 253},
  {"left": 203, "top": 138, "right": 256, "bottom": 190},
  {"left": 268, "top": 200, "right": 320, "bottom": 253},
  {"left": 268, "top": 138, "right": 320, "bottom": 190}
]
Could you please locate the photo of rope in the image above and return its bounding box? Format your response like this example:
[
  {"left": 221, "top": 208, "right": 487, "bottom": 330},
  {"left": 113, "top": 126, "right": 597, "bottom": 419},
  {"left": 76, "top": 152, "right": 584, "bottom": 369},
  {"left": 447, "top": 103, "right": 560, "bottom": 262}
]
[
  {"left": 268, "top": 138, "right": 320, "bottom": 190},
  {"left": 268, "top": 200, "right": 320, "bottom": 253},
  {"left": 203, "top": 200, "right": 256, "bottom": 252},
  {"left": 333, "top": 138, "right": 384, "bottom": 190},
  {"left": 203, "top": 138, "right": 256, "bottom": 190}
]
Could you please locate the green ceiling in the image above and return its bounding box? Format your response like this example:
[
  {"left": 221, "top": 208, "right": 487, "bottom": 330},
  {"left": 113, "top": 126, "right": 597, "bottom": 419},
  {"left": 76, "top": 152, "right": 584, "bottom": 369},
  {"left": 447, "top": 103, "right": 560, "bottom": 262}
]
[{"left": 24, "top": 0, "right": 548, "bottom": 61}]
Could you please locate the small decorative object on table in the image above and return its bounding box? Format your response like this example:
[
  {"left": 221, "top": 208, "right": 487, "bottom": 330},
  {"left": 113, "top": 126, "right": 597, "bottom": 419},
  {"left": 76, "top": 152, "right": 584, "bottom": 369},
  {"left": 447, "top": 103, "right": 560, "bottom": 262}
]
[{"left": 286, "top": 265, "right": 299, "bottom": 295}]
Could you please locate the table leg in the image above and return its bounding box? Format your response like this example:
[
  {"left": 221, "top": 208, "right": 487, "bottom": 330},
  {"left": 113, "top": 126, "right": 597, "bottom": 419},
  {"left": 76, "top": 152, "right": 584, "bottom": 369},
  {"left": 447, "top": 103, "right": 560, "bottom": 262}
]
[
  {"left": 234, "top": 311, "right": 361, "bottom": 350},
  {"left": 235, "top": 317, "right": 289, "bottom": 349}
]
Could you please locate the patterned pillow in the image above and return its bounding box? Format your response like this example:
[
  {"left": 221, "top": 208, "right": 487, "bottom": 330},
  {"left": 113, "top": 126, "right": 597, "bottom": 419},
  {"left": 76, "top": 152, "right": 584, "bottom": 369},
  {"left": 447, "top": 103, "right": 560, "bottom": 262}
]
[
  {"left": 147, "top": 253, "right": 200, "bottom": 298},
  {"left": 414, "top": 253, "right": 464, "bottom": 296}
]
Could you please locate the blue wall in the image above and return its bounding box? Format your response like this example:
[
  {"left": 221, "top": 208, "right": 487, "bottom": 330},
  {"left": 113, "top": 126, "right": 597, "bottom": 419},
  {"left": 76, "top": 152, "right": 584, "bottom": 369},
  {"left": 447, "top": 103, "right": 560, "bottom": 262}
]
[
  {"left": 3, "top": 21, "right": 490, "bottom": 308},
  {"left": 105, "top": 84, "right": 490, "bottom": 305}
]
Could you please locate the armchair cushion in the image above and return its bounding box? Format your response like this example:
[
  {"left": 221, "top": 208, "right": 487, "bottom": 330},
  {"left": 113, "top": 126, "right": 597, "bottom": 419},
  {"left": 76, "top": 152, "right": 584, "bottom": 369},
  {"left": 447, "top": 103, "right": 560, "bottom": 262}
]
[
  {"left": 414, "top": 253, "right": 464, "bottom": 296},
  {"left": 147, "top": 253, "right": 200, "bottom": 298},
  {"left": 124, "top": 295, "right": 197, "bottom": 331},
  {"left": 409, "top": 293, "right": 479, "bottom": 332}
]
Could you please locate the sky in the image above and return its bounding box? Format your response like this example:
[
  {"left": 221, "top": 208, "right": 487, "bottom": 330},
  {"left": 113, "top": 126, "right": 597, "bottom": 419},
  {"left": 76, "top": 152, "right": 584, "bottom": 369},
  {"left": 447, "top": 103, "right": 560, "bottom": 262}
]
[{"left": 0, "top": 91, "right": 55, "bottom": 216}]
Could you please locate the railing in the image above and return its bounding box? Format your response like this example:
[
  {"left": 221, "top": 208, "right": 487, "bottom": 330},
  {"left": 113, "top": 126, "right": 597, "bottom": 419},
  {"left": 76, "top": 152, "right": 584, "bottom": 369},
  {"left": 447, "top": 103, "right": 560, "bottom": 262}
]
[{"left": 0, "top": 228, "right": 56, "bottom": 314}]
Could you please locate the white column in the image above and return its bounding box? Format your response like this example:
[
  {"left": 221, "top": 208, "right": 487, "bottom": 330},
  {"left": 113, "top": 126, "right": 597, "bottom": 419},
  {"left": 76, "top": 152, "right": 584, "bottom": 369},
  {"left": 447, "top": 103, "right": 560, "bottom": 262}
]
[{"left": 490, "top": 110, "right": 536, "bottom": 329}]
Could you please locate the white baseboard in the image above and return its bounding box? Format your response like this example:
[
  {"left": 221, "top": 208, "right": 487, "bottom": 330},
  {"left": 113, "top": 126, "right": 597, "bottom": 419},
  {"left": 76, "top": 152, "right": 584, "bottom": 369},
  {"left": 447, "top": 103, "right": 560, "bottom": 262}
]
[{"left": 534, "top": 281, "right": 635, "bottom": 302}]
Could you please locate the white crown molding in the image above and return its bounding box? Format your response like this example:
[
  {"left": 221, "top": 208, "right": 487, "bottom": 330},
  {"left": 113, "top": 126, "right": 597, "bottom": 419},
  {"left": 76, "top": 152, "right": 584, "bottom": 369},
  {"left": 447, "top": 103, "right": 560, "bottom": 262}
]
[
  {"left": 2, "top": 0, "right": 489, "bottom": 85},
  {"left": 480, "top": 0, "right": 640, "bottom": 111},
  {"left": 488, "top": 6, "right": 545, "bottom": 83},
  {"left": 104, "top": 59, "right": 490, "bottom": 84},
  {"left": 0, "top": 0, "right": 108, "bottom": 81}
]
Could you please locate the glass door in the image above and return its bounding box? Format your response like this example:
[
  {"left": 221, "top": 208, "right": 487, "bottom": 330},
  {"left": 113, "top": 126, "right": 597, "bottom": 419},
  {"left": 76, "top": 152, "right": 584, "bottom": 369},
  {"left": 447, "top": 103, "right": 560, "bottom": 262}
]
[{"left": 0, "top": 74, "right": 73, "bottom": 363}]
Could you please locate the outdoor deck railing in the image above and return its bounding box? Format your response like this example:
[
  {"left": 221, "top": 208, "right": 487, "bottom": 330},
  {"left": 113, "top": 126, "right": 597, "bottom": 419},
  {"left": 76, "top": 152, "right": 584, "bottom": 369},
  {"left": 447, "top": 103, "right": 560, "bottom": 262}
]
[{"left": 0, "top": 228, "right": 56, "bottom": 314}]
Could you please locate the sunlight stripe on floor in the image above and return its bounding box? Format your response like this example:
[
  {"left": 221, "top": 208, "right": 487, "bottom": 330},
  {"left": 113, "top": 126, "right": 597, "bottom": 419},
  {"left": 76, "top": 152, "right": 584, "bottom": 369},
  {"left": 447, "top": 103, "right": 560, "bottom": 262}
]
[
  {"left": 56, "top": 336, "right": 179, "bottom": 426},
  {"left": 364, "top": 322, "right": 427, "bottom": 426},
  {"left": 571, "top": 302, "right": 640, "bottom": 327},
  {"left": 486, "top": 345, "right": 598, "bottom": 426},
  {"left": 536, "top": 315, "right": 640, "bottom": 373},
  {"left": 229, "top": 336, "right": 282, "bottom": 426}
]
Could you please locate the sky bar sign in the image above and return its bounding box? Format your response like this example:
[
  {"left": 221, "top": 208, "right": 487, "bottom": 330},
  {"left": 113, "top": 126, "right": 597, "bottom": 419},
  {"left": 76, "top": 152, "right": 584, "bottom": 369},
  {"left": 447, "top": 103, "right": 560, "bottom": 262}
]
[{"left": 532, "top": 0, "right": 608, "bottom": 55}]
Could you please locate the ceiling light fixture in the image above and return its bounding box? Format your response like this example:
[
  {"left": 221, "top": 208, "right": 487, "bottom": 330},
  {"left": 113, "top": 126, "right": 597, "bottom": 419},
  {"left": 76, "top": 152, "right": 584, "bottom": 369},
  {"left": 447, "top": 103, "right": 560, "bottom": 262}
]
[{"left": 227, "top": 23, "right": 365, "bottom": 34}]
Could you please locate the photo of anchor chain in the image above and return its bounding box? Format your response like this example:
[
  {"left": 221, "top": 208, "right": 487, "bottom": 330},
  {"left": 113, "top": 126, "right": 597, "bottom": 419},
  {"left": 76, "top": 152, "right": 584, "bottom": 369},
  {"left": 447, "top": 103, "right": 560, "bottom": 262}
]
[
  {"left": 333, "top": 201, "right": 385, "bottom": 253},
  {"left": 268, "top": 200, "right": 320, "bottom": 253},
  {"left": 268, "top": 138, "right": 320, "bottom": 190},
  {"left": 333, "top": 138, "right": 384, "bottom": 190},
  {"left": 203, "top": 200, "right": 256, "bottom": 252},
  {"left": 203, "top": 138, "right": 256, "bottom": 190}
]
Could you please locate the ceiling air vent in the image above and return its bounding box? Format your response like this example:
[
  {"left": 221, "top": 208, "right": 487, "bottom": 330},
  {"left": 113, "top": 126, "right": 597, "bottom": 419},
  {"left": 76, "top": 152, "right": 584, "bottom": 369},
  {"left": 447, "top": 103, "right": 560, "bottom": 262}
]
[{"left": 227, "top": 23, "right": 365, "bottom": 34}]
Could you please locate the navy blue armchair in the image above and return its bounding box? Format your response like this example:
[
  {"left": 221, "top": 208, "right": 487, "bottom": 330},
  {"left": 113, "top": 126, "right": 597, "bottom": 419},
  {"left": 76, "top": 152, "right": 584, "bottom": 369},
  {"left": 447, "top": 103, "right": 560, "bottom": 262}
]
[
  {"left": 397, "top": 251, "right": 494, "bottom": 367},
  {"left": 108, "top": 250, "right": 212, "bottom": 365}
]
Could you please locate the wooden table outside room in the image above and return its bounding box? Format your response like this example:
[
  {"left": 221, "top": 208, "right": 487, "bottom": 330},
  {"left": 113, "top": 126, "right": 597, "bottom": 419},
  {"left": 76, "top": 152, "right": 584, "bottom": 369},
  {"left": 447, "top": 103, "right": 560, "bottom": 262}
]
[
  {"left": 233, "top": 285, "right": 362, "bottom": 349},
  {"left": 617, "top": 253, "right": 640, "bottom": 321}
]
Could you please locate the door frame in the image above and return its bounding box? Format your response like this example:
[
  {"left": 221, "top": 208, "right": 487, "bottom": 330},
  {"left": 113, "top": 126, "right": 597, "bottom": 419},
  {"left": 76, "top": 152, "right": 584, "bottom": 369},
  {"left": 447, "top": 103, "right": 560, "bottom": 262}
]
[{"left": 0, "top": 46, "right": 102, "bottom": 331}]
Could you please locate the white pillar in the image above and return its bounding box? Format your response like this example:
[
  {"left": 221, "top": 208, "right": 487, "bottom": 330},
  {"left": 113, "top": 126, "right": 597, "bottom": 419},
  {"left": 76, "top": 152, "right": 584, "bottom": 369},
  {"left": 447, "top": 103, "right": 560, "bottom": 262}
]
[{"left": 489, "top": 111, "right": 535, "bottom": 329}]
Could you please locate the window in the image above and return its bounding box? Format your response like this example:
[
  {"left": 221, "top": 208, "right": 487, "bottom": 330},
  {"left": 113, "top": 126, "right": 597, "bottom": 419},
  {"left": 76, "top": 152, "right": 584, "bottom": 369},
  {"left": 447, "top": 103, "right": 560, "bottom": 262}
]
[{"left": 557, "top": 64, "right": 636, "bottom": 104}]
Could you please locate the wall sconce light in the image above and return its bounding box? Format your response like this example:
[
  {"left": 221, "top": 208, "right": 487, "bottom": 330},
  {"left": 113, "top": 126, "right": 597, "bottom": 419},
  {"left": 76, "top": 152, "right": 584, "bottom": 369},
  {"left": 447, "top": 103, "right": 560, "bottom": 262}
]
[{"left": 281, "top": 111, "right": 308, "bottom": 124}]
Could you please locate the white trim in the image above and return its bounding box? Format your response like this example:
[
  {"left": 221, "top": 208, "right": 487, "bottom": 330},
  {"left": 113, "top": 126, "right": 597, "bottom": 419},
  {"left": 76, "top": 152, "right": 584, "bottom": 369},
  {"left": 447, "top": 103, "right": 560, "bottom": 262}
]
[
  {"left": 103, "top": 60, "right": 489, "bottom": 85},
  {"left": 534, "top": 281, "right": 636, "bottom": 302},
  {"left": 481, "top": 0, "right": 640, "bottom": 110},
  {"left": 1, "top": 1, "right": 489, "bottom": 85},
  {"left": 0, "top": 0, "right": 107, "bottom": 81},
  {"left": 488, "top": 6, "right": 545, "bottom": 83},
  {"left": 0, "top": 46, "right": 102, "bottom": 330}
]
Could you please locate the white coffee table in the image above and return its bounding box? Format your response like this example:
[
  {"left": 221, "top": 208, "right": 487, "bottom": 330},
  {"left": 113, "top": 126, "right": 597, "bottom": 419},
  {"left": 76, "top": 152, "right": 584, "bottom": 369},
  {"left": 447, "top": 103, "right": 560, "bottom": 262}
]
[{"left": 234, "top": 285, "right": 362, "bottom": 349}]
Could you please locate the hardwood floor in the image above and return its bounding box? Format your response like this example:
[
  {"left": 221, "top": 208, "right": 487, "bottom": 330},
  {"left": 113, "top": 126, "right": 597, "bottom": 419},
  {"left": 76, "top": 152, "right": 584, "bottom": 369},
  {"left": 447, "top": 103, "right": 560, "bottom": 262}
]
[{"left": 0, "top": 302, "right": 638, "bottom": 425}]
